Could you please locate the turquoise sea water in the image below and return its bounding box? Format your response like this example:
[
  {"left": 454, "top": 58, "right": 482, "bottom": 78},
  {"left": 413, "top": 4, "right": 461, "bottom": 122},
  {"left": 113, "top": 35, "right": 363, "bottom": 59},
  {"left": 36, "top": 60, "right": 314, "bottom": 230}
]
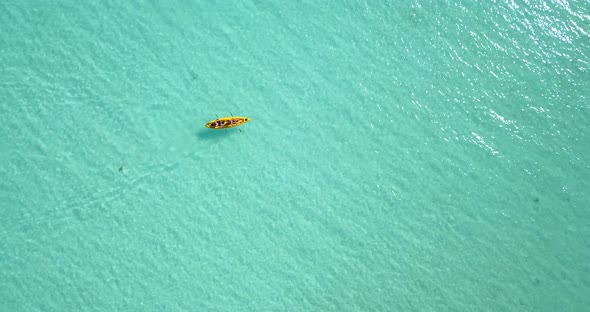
[{"left": 1, "top": 1, "right": 589, "bottom": 311}]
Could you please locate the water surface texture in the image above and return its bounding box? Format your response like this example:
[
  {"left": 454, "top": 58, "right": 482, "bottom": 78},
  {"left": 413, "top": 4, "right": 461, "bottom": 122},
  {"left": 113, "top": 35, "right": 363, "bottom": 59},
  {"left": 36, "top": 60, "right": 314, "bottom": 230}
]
[{"left": 1, "top": 1, "right": 589, "bottom": 311}]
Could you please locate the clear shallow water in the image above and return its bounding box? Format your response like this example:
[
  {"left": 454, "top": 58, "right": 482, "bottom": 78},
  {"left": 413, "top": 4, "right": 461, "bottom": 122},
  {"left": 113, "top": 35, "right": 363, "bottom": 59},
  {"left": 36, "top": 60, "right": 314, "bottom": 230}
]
[{"left": 1, "top": 1, "right": 589, "bottom": 311}]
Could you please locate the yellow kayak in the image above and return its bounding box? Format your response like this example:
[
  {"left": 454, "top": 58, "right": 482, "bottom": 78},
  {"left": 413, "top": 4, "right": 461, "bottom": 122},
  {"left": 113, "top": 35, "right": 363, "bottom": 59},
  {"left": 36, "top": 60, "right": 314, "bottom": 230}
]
[{"left": 205, "top": 116, "right": 251, "bottom": 129}]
